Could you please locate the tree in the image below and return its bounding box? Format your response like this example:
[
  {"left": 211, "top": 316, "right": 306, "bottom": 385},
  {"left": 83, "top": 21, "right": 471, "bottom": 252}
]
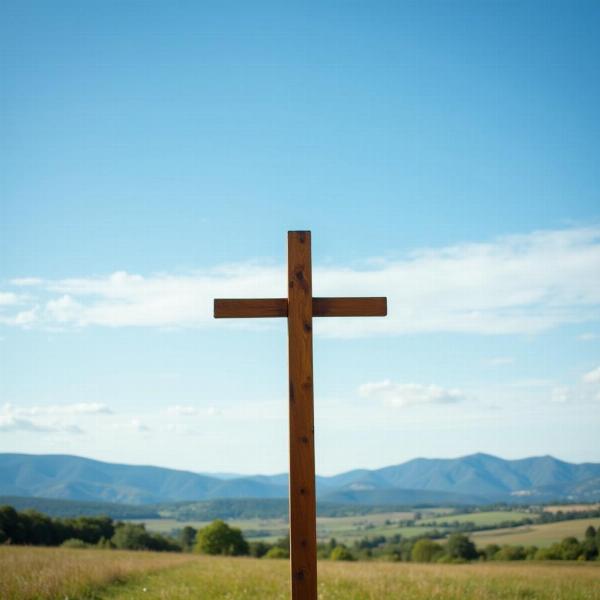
[
  {"left": 0, "top": 505, "right": 22, "bottom": 544},
  {"left": 411, "top": 539, "right": 443, "bottom": 563},
  {"left": 446, "top": 533, "right": 478, "bottom": 561},
  {"left": 194, "top": 520, "right": 249, "bottom": 556},
  {"left": 559, "top": 537, "right": 582, "bottom": 561},
  {"left": 178, "top": 526, "right": 197, "bottom": 552},
  {"left": 111, "top": 523, "right": 152, "bottom": 550},
  {"left": 249, "top": 541, "right": 271, "bottom": 558}
]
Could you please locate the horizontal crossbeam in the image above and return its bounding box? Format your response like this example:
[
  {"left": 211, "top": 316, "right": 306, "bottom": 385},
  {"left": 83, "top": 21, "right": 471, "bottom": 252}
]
[
  {"left": 214, "top": 298, "right": 287, "bottom": 318},
  {"left": 313, "top": 297, "right": 387, "bottom": 317},
  {"left": 214, "top": 297, "right": 387, "bottom": 318}
]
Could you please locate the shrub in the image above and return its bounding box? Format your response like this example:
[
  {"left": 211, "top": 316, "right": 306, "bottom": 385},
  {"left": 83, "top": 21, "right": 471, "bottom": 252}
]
[
  {"left": 61, "top": 538, "right": 90, "bottom": 549},
  {"left": 264, "top": 546, "right": 289, "bottom": 559},
  {"left": 483, "top": 544, "right": 500, "bottom": 560},
  {"left": 330, "top": 545, "right": 356, "bottom": 561},
  {"left": 494, "top": 545, "right": 526, "bottom": 561},
  {"left": 111, "top": 523, "right": 151, "bottom": 550}
]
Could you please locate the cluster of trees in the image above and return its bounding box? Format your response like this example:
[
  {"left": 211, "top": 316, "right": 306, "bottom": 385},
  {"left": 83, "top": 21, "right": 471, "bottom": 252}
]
[
  {"left": 538, "top": 508, "right": 600, "bottom": 524},
  {"left": 0, "top": 506, "right": 179, "bottom": 552},
  {"left": 3, "top": 503, "right": 599, "bottom": 564},
  {"left": 481, "top": 526, "right": 600, "bottom": 562},
  {"left": 346, "top": 525, "right": 600, "bottom": 563}
]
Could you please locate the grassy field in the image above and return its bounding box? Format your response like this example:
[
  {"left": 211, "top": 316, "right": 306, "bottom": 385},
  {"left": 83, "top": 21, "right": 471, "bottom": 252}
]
[
  {"left": 132, "top": 509, "right": 534, "bottom": 543},
  {"left": 0, "top": 546, "right": 195, "bottom": 600},
  {"left": 471, "top": 518, "right": 600, "bottom": 548},
  {"left": 418, "top": 510, "right": 533, "bottom": 528},
  {"left": 131, "top": 511, "right": 424, "bottom": 542},
  {"left": 544, "top": 504, "right": 600, "bottom": 514},
  {"left": 1, "top": 546, "right": 599, "bottom": 600}
]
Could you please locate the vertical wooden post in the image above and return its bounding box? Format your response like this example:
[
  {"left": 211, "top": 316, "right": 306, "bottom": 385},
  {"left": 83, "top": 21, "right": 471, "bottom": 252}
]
[{"left": 287, "top": 231, "right": 317, "bottom": 600}]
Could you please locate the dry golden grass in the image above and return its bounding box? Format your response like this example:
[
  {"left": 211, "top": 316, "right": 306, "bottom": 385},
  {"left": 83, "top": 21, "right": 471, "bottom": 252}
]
[
  {"left": 544, "top": 504, "right": 600, "bottom": 514},
  {"left": 471, "top": 518, "right": 600, "bottom": 548},
  {"left": 1, "top": 546, "right": 599, "bottom": 600},
  {"left": 0, "top": 545, "right": 195, "bottom": 600}
]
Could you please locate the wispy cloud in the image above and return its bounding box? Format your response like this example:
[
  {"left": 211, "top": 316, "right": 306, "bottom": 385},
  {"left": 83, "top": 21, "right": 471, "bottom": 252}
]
[
  {"left": 358, "top": 380, "right": 467, "bottom": 408},
  {"left": 551, "top": 386, "right": 571, "bottom": 403},
  {"left": 3, "top": 402, "right": 112, "bottom": 416},
  {"left": 111, "top": 418, "right": 150, "bottom": 433},
  {"left": 0, "top": 413, "right": 83, "bottom": 434},
  {"left": 2, "top": 226, "right": 600, "bottom": 336}
]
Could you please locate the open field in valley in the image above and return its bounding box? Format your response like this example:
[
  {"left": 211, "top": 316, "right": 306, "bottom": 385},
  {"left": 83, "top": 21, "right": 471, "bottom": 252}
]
[
  {"left": 129, "top": 509, "right": 536, "bottom": 543},
  {"left": 471, "top": 518, "right": 600, "bottom": 548},
  {"left": 418, "top": 510, "right": 532, "bottom": 527},
  {"left": 544, "top": 504, "right": 600, "bottom": 514},
  {"left": 1, "top": 546, "right": 599, "bottom": 600},
  {"left": 131, "top": 512, "right": 434, "bottom": 543}
]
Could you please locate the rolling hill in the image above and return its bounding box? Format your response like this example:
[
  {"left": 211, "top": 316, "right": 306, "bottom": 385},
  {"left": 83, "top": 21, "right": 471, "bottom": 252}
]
[{"left": 1, "top": 452, "right": 599, "bottom": 506}]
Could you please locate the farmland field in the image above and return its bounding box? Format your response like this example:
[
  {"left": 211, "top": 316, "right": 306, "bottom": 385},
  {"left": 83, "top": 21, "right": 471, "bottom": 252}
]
[
  {"left": 1, "top": 546, "right": 599, "bottom": 600},
  {"left": 544, "top": 504, "right": 600, "bottom": 514},
  {"left": 131, "top": 508, "right": 520, "bottom": 543},
  {"left": 471, "top": 518, "right": 600, "bottom": 548},
  {"left": 417, "top": 510, "right": 532, "bottom": 528},
  {"left": 130, "top": 511, "right": 428, "bottom": 542}
]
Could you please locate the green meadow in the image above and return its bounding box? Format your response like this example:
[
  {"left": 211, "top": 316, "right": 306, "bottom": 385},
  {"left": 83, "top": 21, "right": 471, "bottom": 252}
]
[{"left": 1, "top": 546, "right": 599, "bottom": 600}]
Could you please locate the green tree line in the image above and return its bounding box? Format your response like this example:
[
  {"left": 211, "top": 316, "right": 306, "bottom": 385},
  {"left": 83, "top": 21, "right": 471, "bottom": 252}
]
[
  {"left": 0, "top": 505, "right": 179, "bottom": 551},
  {"left": 2, "top": 504, "right": 599, "bottom": 563}
]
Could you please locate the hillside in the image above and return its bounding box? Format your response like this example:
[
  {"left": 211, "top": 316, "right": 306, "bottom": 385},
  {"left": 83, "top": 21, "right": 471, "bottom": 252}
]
[{"left": 1, "top": 452, "right": 599, "bottom": 506}]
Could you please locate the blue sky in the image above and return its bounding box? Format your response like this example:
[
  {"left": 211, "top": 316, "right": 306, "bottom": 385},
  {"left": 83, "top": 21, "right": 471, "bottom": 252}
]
[{"left": 1, "top": 1, "right": 599, "bottom": 475}]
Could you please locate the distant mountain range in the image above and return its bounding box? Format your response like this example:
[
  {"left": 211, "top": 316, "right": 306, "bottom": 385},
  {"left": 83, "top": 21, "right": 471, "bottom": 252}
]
[{"left": 1, "top": 452, "right": 599, "bottom": 506}]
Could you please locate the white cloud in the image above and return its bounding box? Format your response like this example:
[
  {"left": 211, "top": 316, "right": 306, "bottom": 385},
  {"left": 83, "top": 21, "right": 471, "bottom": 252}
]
[
  {"left": 582, "top": 366, "right": 600, "bottom": 384},
  {"left": 358, "top": 380, "right": 467, "bottom": 408},
  {"left": 0, "top": 292, "right": 19, "bottom": 306},
  {"left": 2, "top": 402, "right": 112, "bottom": 416},
  {"left": 0, "top": 414, "right": 83, "bottom": 434},
  {"left": 1, "top": 225, "right": 600, "bottom": 336},
  {"left": 578, "top": 332, "right": 598, "bottom": 341},
  {"left": 0, "top": 307, "right": 38, "bottom": 327}
]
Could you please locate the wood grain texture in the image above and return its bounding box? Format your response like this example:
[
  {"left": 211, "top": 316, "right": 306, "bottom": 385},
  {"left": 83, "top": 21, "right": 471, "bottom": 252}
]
[
  {"left": 287, "top": 231, "right": 317, "bottom": 600},
  {"left": 214, "top": 298, "right": 287, "bottom": 318},
  {"left": 312, "top": 297, "right": 387, "bottom": 317}
]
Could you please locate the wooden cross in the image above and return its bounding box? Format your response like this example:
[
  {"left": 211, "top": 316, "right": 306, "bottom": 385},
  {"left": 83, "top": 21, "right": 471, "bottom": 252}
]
[{"left": 214, "top": 231, "right": 387, "bottom": 599}]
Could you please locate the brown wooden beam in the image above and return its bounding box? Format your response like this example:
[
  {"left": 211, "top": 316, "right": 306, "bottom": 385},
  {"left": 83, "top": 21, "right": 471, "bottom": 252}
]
[
  {"left": 313, "top": 297, "right": 387, "bottom": 317},
  {"left": 287, "top": 231, "right": 317, "bottom": 599},
  {"left": 214, "top": 298, "right": 287, "bottom": 318},
  {"left": 214, "top": 297, "right": 387, "bottom": 319}
]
